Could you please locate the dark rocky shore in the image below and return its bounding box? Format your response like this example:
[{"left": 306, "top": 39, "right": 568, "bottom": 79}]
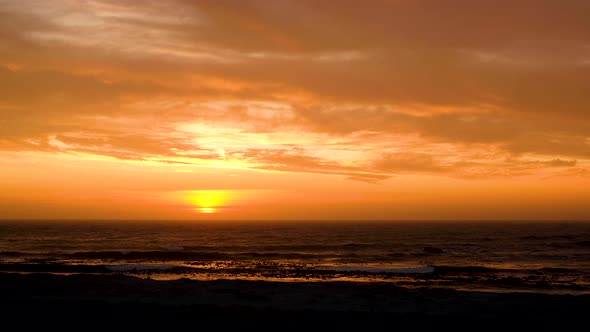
[{"left": 1, "top": 272, "right": 588, "bottom": 328}]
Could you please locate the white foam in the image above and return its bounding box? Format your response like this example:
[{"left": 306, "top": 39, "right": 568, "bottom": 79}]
[{"left": 331, "top": 266, "right": 435, "bottom": 274}]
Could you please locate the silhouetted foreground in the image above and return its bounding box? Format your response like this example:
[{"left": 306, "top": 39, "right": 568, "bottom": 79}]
[{"left": 1, "top": 273, "right": 588, "bottom": 328}]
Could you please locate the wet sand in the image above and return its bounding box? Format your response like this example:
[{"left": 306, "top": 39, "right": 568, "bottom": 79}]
[{"left": 1, "top": 272, "right": 588, "bottom": 327}]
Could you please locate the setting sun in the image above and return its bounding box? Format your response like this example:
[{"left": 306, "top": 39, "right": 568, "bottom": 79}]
[
  {"left": 179, "top": 190, "right": 240, "bottom": 214},
  {"left": 199, "top": 207, "right": 217, "bottom": 214}
]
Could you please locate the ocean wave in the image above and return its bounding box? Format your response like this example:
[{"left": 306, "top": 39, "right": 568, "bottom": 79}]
[
  {"left": 105, "top": 264, "right": 175, "bottom": 272},
  {"left": 331, "top": 266, "right": 435, "bottom": 274},
  {"left": 432, "top": 265, "right": 588, "bottom": 275},
  {"left": 520, "top": 235, "right": 577, "bottom": 240},
  {"left": 0, "top": 249, "right": 425, "bottom": 264},
  {"left": 68, "top": 250, "right": 368, "bottom": 261},
  {"left": 433, "top": 265, "right": 499, "bottom": 273},
  {"left": 0, "top": 263, "right": 110, "bottom": 273},
  {"left": 182, "top": 243, "right": 389, "bottom": 252}
]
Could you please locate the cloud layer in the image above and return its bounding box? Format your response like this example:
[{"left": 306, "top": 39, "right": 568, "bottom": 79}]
[{"left": 1, "top": 0, "right": 589, "bottom": 182}]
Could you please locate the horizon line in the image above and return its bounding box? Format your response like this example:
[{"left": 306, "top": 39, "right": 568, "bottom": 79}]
[{"left": 1, "top": 219, "right": 589, "bottom": 223}]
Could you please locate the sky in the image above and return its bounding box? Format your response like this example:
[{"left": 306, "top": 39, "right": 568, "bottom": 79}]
[{"left": 1, "top": 0, "right": 589, "bottom": 221}]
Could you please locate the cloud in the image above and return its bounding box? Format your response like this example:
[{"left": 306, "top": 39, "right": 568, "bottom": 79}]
[
  {"left": 3, "top": 1, "right": 589, "bottom": 112},
  {"left": 542, "top": 159, "right": 578, "bottom": 167},
  {"left": 503, "top": 134, "right": 590, "bottom": 158},
  {"left": 0, "top": 0, "right": 589, "bottom": 182},
  {"left": 230, "top": 148, "right": 390, "bottom": 182},
  {"left": 53, "top": 132, "right": 219, "bottom": 161},
  {"left": 373, "top": 153, "right": 445, "bottom": 173}
]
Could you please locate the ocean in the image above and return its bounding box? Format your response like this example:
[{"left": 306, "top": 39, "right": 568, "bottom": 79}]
[{"left": 1, "top": 221, "right": 589, "bottom": 294}]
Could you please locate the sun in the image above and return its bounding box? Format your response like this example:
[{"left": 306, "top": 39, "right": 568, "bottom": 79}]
[
  {"left": 198, "top": 207, "right": 217, "bottom": 214},
  {"left": 179, "top": 190, "right": 237, "bottom": 214}
]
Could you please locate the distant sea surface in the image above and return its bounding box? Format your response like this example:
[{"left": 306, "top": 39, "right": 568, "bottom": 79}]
[{"left": 1, "top": 221, "right": 589, "bottom": 294}]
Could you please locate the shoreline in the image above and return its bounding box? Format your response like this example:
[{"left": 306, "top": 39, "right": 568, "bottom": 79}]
[{"left": 1, "top": 261, "right": 587, "bottom": 295}]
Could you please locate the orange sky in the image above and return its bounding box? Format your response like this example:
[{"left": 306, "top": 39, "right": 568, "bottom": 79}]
[{"left": 1, "top": 0, "right": 589, "bottom": 221}]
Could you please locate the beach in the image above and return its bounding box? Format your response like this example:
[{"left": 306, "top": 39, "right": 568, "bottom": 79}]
[{"left": 2, "top": 272, "right": 589, "bottom": 327}]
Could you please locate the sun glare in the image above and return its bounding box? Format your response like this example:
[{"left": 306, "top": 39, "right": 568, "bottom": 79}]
[
  {"left": 179, "top": 190, "right": 239, "bottom": 214},
  {"left": 198, "top": 207, "right": 217, "bottom": 214}
]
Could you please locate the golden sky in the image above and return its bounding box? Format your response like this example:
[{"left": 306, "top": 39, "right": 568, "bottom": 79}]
[{"left": 1, "top": 0, "right": 589, "bottom": 221}]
